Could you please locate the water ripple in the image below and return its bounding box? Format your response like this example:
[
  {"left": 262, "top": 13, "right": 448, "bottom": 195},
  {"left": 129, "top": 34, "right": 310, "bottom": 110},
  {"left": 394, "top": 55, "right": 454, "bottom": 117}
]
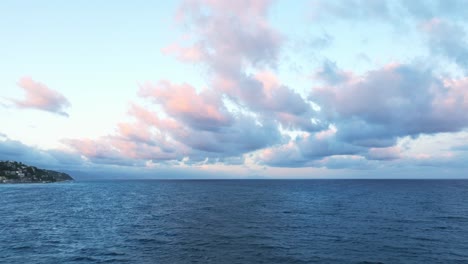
[{"left": 1, "top": 180, "right": 468, "bottom": 263}]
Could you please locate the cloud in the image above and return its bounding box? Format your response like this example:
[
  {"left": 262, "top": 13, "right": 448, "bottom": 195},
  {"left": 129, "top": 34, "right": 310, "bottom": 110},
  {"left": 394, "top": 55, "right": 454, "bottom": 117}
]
[
  {"left": 309, "top": 0, "right": 391, "bottom": 21},
  {"left": 13, "top": 77, "right": 71, "bottom": 116},
  {"left": 258, "top": 129, "right": 363, "bottom": 168},
  {"left": 62, "top": 138, "right": 142, "bottom": 166},
  {"left": 214, "top": 71, "right": 324, "bottom": 131},
  {"left": 308, "top": 0, "right": 468, "bottom": 72},
  {"left": 60, "top": 0, "right": 318, "bottom": 167},
  {"left": 258, "top": 61, "right": 468, "bottom": 168},
  {"left": 316, "top": 155, "right": 374, "bottom": 170},
  {"left": 309, "top": 32, "right": 333, "bottom": 50},
  {"left": 175, "top": 0, "right": 282, "bottom": 71},
  {"left": 136, "top": 80, "right": 285, "bottom": 158},
  {"left": 29, "top": 0, "right": 468, "bottom": 174},
  {"left": 309, "top": 0, "right": 467, "bottom": 23},
  {"left": 314, "top": 59, "right": 351, "bottom": 85},
  {"left": 312, "top": 63, "right": 468, "bottom": 146},
  {"left": 139, "top": 81, "right": 233, "bottom": 131},
  {"left": 0, "top": 137, "right": 84, "bottom": 171},
  {"left": 161, "top": 43, "right": 203, "bottom": 62},
  {"left": 365, "top": 146, "right": 402, "bottom": 161},
  {"left": 166, "top": 0, "right": 323, "bottom": 131},
  {"left": 64, "top": 83, "right": 285, "bottom": 165},
  {"left": 0, "top": 136, "right": 248, "bottom": 179},
  {"left": 422, "top": 18, "right": 468, "bottom": 71}
]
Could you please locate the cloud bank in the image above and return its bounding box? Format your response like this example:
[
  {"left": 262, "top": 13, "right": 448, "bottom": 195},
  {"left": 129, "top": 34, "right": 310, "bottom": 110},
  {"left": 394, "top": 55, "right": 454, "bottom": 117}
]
[
  {"left": 4, "top": 0, "right": 468, "bottom": 178},
  {"left": 61, "top": 0, "right": 468, "bottom": 172}
]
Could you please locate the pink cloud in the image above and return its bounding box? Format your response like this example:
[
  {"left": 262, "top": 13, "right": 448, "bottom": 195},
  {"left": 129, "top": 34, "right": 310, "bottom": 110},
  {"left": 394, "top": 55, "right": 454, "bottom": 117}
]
[
  {"left": 128, "top": 104, "right": 182, "bottom": 132},
  {"left": 161, "top": 43, "right": 203, "bottom": 62},
  {"left": 163, "top": 0, "right": 323, "bottom": 132},
  {"left": 312, "top": 63, "right": 468, "bottom": 138},
  {"left": 172, "top": 0, "right": 282, "bottom": 71},
  {"left": 64, "top": 131, "right": 183, "bottom": 165},
  {"left": 117, "top": 122, "right": 153, "bottom": 143},
  {"left": 62, "top": 0, "right": 316, "bottom": 166},
  {"left": 14, "top": 77, "right": 71, "bottom": 116},
  {"left": 139, "top": 81, "right": 233, "bottom": 131}
]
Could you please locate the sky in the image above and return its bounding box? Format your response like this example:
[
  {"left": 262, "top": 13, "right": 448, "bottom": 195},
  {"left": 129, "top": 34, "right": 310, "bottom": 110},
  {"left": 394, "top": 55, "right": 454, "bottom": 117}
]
[{"left": 1, "top": 0, "right": 468, "bottom": 179}]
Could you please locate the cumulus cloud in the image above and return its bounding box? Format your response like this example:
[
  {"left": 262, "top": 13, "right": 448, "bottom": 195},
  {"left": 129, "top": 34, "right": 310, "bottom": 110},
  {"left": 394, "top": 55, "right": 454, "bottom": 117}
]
[
  {"left": 312, "top": 63, "right": 468, "bottom": 145},
  {"left": 13, "top": 77, "right": 71, "bottom": 116},
  {"left": 136, "top": 80, "right": 285, "bottom": 158},
  {"left": 139, "top": 81, "right": 233, "bottom": 131},
  {"left": 175, "top": 0, "right": 282, "bottom": 70},
  {"left": 257, "top": 61, "right": 468, "bottom": 168},
  {"left": 63, "top": 0, "right": 323, "bottom": 167},
  {"left": 64, "top": 84, "right": 284, "bottom": 166},
  {"left": 170, "top": 0, "right": 323, "bottom": 131},
  {"left": 43, "top": 0, "right": 468, "bottom": 173}
]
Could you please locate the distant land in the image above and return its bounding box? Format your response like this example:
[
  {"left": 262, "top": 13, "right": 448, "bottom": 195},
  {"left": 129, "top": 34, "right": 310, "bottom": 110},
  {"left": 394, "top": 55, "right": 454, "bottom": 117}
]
[{"left": 0, "top": 161, "right": 73, "bottom": 183}]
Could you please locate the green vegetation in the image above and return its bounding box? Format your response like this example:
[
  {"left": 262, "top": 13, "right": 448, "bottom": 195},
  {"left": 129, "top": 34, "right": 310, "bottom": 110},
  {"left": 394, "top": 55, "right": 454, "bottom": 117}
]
[{"left": 0, "top": 161, "right": 73, "bottom": 183}]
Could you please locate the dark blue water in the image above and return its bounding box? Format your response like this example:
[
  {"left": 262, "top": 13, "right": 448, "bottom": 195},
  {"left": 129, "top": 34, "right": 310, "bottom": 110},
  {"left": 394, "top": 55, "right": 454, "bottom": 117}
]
[{"left": 1, "top": 180, "right": 468, "bottom": 263}]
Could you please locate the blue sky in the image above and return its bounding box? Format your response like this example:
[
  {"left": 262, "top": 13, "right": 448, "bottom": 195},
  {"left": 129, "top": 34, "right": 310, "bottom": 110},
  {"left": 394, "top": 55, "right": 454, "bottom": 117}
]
[{"left": 2, "top": 0, "right": 468, "bottom": 179}]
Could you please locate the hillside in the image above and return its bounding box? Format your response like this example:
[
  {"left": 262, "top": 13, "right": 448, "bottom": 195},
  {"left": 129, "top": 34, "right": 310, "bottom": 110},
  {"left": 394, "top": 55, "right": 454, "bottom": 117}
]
[{"left": 0, "top": 161, "right": 73, "bottom": 183}]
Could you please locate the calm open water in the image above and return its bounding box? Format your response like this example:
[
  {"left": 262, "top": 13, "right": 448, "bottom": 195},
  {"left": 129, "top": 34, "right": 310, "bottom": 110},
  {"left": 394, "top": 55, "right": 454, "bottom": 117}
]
[{"left": 1, "top": 180, "right": 468, "bottom": 263}]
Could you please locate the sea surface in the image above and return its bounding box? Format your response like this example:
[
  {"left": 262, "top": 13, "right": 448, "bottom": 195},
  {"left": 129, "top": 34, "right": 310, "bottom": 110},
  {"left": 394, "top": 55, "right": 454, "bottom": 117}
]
[{"left": 1, "top": 180, "right": 468, "bottom": 264}]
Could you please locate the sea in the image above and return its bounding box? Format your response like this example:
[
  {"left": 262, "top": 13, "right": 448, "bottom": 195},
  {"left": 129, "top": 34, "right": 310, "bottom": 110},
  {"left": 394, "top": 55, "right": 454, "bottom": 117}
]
[{"left": 1, "top": 180, "right": 468, "bottom": 264}]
